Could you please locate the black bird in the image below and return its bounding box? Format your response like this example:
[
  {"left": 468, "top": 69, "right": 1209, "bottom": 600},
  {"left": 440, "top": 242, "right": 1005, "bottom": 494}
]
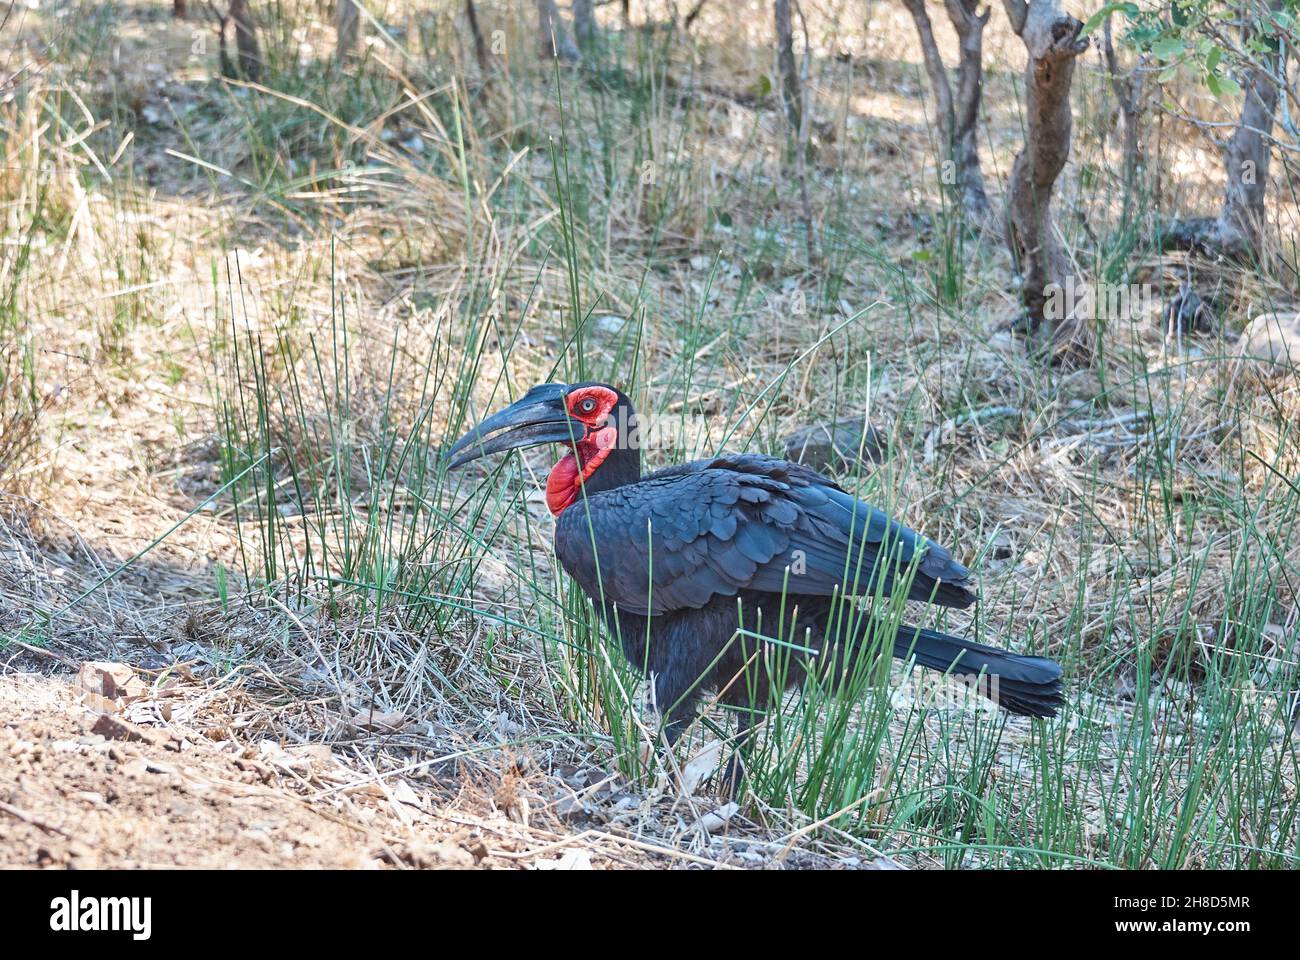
[{"left": 448, "top": 382, "right": 1063, "bottom": 768}]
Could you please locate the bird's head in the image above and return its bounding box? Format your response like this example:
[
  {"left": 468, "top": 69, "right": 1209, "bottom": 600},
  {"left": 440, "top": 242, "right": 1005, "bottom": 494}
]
[{"left": 446, "top": 382, "right": 639, "bottom": 514}]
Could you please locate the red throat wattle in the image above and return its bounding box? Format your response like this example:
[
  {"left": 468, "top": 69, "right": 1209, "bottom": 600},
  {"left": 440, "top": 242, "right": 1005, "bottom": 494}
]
[
  {"left": 545, "top": 425, "right": 617, "bottom": 515},
  {"left": 545, "top": 386, "right": 621, "bottom": 515}
]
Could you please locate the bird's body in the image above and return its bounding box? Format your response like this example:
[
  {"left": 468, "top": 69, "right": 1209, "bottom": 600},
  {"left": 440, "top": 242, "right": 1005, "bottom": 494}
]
[
  {"left": 449, "top": 382, "right": 1063, "bottom": 759},
  {"left": 554, "top": 453, "right": 1061, "bottom": 734}
]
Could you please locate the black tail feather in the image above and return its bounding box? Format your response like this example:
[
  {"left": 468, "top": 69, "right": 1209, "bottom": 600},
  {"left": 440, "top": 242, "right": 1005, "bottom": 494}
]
[{"left": 893, "top": 624, "right": 1064, "bottom": 718}]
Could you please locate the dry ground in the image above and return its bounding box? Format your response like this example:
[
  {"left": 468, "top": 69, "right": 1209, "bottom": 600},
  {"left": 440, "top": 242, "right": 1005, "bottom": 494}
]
[{"left": 0, "top": 659, "right": 891, "bottom": 869}]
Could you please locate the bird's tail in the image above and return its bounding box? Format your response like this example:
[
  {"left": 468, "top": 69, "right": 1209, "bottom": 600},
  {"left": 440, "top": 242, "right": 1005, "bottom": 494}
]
[{"left": 892, "top": 623, "right": 1064, "bottom": 718}]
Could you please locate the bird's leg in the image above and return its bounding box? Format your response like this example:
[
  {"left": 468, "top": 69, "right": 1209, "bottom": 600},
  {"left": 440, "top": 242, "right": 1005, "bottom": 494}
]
[
  {"left": 653, "top": 668, "right": 701, "bottom": 749},
  {"left": 719, "top": 709, "right": 754, "bottom": 798}
]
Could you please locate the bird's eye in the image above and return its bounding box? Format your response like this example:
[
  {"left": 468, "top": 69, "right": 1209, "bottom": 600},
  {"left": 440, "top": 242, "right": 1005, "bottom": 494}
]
[{"left": 578, "top": 397, "right": 597, "bottom": 414}]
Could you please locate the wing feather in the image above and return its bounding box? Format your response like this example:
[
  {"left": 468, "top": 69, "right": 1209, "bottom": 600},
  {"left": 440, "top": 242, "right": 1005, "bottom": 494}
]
[{"left": 554, "top": 454, "right": 974, "bottom": 616}]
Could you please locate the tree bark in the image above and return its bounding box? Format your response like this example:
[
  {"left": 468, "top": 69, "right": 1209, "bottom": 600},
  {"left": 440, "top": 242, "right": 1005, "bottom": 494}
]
[
  {"left": 1165, "top": 4, "right": 1282, "bottom": 261},
  {"left": 336, "top": 0, "right": 362, "bottom": 61},
  {"left": 774, "top": 0, "right": 801, "bottom": 135},
  {"left": 1217, "top": 57, "right": 1278, "bottom": 253},
  {"left": 221, "top": 0, "right": 262, "bottom": 82},
  {"left": 900, "top": 0, "right": 991, "bottom": 221},
  {"left": 535, "top": 0, "right": 581, "bottom": 60},
  {"left": 573, "top": 0, "right": 597, "bottom": 50},
  {"left": 1002, "top": 0, "right": 1088, "bottom": 360},
  {"left": 945, "top": 0, "right": 991, "bottom": 219},
  {"left": 173, "top": 0, "right": 187, "bottom": 19},
  {"left": 1102, "top": 17, "right": 1143, "bottom": 212}
]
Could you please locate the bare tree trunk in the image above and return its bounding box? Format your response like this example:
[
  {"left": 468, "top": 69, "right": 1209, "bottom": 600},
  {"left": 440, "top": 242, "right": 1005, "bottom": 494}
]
[
  {"left": 220, "top": 0, "right": 262, "bottom": 82},
  {"left": 173, "top": 0, "right": 187, "bottom": 19},
  {"left": 1002, "top": 0, "right": 1088, "bottom": 360},
  {"left": 336, "top": 0, "right": 362, "bottom": 61},
  {"left": 536, "top": 0, "right": 581, "bottom": 60},
  {"left": 792, "top": 0, "right": 818, "bottom": 266},
  {"left": 900, "top": 0, "right": 991, "bottom": 221},
  {"left": 1164, "top": 4, "right": 1281, "bottom": 260},
  {"left": 774, "top": 0, "right": 801, "bottom": 135},
  {"left": 1102, "top": 17, "right": 1143, "bottom": 214},
  {"left": 1218, "top": 54, "right": 1279, "bottom": 252},
  {"left": 946, "top": 0, "right": 991, "bottom": 219},
  {"left": 573, "top": 0, "right": 597, "bottom": 50},
  {"left": 902, "top": 0, "right": 955, "bottom": 143},
  {"left": 465, "top": 0, "right": 490, "bottom": 74},
  {"left": 684, "top": 0, "right": 709, "bottom": 30}
]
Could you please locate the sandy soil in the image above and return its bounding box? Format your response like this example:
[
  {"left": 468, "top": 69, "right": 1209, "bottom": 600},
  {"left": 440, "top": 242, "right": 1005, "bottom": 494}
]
[
  {"left": 0, "top": 662, "right": 880, "bottom": 870},
  {"left": 0, "top": 670, "right": 470, "bottom": 869}
]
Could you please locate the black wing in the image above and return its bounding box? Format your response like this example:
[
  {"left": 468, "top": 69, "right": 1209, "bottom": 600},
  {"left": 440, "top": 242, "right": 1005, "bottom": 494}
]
[{"left": 554, "top": 454, "right": 975, "bottom": 617}]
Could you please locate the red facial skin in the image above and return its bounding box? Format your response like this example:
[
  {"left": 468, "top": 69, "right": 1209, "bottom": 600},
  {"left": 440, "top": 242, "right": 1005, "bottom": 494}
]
[{"left": 545, "top": 386, "right": 620, "bottom": 515}]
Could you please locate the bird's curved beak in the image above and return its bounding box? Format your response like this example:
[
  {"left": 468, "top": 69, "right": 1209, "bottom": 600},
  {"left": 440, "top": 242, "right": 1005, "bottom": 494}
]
[{"left": 445, "top": 384, "right": 587, "bottom": 468}]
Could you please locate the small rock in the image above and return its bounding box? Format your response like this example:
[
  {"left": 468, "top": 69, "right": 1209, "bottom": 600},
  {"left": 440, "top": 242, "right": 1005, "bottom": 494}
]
[
  {"left": 120, "top": 758, "right": 152, "bottom": 779},
  {"left": 535, "top": 849, "right": 593, "bottom": 870},
  {"left": 382, "top": 840, "right": 476, "bottom": 869},
  {"left": 987, "top": 531, "right": 1015, "bottom": 562},
  {"left": 783, "top": 419, "right": 885, "bottom": 474},
  {"left": 1238, "top": 312, "right": 1300, "bottom": 371},
  {"left": 34, "top": 846, "right": 59, "bottom": 868},
  {"left": 78, "top": 660, "right": 148, "bottom": 707},
  {"left": 91, "top": 714, "right": 165, "bottom": 746},
  {"left": 389, "top": 778, "right": 422, "bottom": 810},
  {"left": 696, "top": 801, "right": 739, "bottom": 834},
  {"left": 553, "top": 795, "right": 591, "bottom": 825}
]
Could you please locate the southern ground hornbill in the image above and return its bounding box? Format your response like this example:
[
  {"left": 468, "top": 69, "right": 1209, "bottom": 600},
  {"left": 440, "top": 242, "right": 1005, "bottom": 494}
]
[{"left": 448, "top": 382, "right": 1063, "bottom": 775}]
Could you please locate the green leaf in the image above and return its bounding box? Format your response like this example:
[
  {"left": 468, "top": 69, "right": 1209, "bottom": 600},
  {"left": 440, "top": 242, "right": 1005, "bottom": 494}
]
[
  {"left": 1214, "top": 74, "right": 1241, "bottom": 97},
  {"left": 1151, "top": 37, "right": 1187, "bottom": 60},
  {"left": 1203, "top": 69, "right": 1241, "bottom": 100},
  {"left": 1080, "top": 1, "right": 1139, "bottom": 38},
  {"left": 1205, "top": 45, "right": 1221, "bottom": 72}
]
